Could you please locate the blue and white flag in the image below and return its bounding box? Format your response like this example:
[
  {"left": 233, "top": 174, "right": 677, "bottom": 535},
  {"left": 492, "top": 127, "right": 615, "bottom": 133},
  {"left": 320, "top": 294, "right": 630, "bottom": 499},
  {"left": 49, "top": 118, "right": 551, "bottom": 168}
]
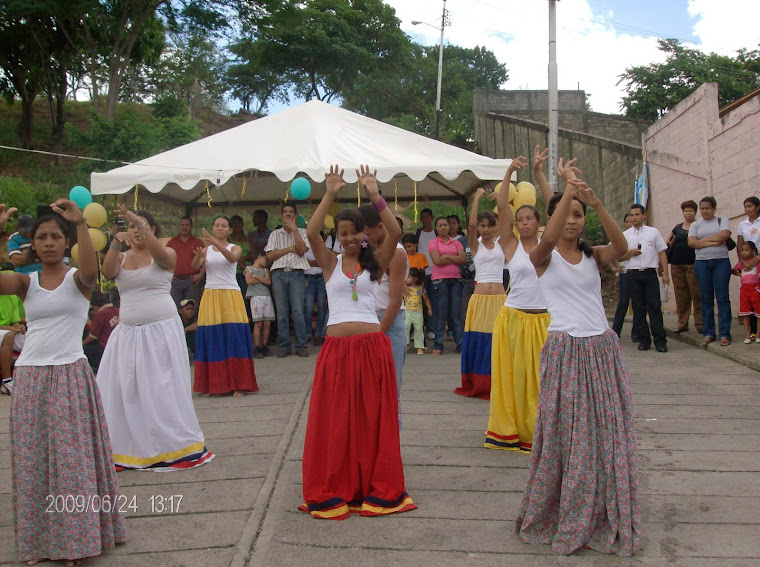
[{"left": 634, "top": 163, "right": 649, "bottom": 209}]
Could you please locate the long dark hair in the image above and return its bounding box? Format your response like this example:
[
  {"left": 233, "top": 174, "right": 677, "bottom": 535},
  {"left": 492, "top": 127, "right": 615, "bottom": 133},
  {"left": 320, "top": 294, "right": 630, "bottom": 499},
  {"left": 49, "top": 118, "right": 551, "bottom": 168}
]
[
  {"left": 334, "top": 209, "right": 382, "bottom": 281},
  {"left": 547, "top": 193, "right": 594, "bottom": 257}
]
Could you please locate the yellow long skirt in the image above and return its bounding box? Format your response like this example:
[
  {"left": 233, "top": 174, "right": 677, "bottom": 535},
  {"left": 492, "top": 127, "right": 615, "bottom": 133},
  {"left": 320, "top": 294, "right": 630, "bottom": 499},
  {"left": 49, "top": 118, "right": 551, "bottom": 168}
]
[{"left": 484, "top": 307, "right": 550, "bottom": 452}]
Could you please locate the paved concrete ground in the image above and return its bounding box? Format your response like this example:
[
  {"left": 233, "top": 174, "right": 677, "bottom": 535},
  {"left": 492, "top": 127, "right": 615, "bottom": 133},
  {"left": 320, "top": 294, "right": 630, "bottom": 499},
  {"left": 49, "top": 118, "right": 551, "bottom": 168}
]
[{"left": 1, "top": 336, "right": 759, "bottom": 566}]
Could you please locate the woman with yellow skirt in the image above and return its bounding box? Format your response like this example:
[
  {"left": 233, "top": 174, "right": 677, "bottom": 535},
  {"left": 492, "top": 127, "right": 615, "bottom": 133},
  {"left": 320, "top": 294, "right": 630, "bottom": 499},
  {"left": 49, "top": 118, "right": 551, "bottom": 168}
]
[
  {"left": 485, "top": 148, "right": 553, "bottom": 452},
  {"left": 455, "top": 187, "right": 506, "bottom": 400}
]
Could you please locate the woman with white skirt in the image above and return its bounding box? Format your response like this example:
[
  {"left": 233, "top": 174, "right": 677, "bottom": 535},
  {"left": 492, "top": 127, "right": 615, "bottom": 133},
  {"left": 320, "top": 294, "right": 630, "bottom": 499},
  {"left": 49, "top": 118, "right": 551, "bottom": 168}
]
[{"left": 98, "top": 205, "right": 213, "bottom": 471}]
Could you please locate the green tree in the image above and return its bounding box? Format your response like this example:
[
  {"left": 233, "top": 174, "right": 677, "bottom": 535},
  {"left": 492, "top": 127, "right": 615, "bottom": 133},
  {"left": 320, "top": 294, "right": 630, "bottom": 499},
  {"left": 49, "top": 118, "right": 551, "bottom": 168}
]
[
  {"left": 248, "top": 0, "right": 411, "bottom": 102},
  {"left": 344, "top": 43, "right": 508, "bottom": 147},
  {"left": 618, "top": 39, "right": 760, "bottom": 121},
  {"left": 226, "top": 38, "right": 290, "bottom": 114}
]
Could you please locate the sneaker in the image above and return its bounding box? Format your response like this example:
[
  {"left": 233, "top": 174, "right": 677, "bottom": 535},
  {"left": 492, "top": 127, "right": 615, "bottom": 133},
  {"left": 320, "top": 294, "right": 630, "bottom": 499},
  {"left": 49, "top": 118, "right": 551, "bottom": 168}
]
[
  {"left": 277, "top": 349, "right": 292, "bottom": 358},
  {"left": 755, "top": 337, "right": 760, "bottom": 344},
  {"left": 744, "top": 338, "right": 753, "bottom": 344},
  {"left": 0, "top": 381, "right": 10, "bottom": 396},
  {"left": 261, "top": 346, "right": 273, "bottom": 357},
  {"left": 298, "top": 348, "right": 309, "bottom": 357},
  {"left": 416, "top": 348, "right": 425, "bottom": 355},
  {"left": 254, "top": 347, "right": 264, "bottom": 359}
]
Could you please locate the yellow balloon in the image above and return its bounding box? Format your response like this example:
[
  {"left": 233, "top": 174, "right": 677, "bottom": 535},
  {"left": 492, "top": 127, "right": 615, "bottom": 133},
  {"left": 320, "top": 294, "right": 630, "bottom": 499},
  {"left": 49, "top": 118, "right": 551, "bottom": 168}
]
[
  {"left": 508, "top": 183, "right": 517, "bottom": 203},
  {"left": 83, "top": 202, "right": 107, "bottom": 227},
  {"left": 516, "top": 181, "right": 536, "bottom": 196},
  {"left": 328, "top": 202, "right": 341, "bottom": 216},
  {"left": 493, "top": 182, "right": 502, "bottom": 193},
  {"left": 70, "top": 243, "right": 79, "bottom": 263},
  {"left": 88, "top": 228, "right": 107, "bottom": 251},
  {"left": 513, "top": 189, "right": 537, "bottom": 209},
  {"left": 324, "top": 215, "right": 335, "bottom": 229}
]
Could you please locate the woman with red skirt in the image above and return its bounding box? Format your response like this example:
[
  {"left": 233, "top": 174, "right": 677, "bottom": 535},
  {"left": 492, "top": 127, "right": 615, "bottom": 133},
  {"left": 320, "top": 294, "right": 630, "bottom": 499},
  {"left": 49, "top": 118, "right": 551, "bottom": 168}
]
[{"left": 299, "top": 164, "right": 416, "bottom": 520}]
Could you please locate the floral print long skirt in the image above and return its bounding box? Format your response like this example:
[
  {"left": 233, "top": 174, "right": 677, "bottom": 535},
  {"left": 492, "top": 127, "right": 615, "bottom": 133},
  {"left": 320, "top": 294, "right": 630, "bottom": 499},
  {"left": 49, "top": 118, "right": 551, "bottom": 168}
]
[
  {"left": 515, "top": 330, "right": 640, "bottom": 556},
  {"left": 11, "top": 359, "right": 127, "bottom": 562}
]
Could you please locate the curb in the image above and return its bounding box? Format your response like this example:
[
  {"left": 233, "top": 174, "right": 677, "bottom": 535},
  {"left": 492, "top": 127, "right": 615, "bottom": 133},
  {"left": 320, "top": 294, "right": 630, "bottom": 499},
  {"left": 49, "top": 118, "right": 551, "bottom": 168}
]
[
  {"left": 228, "top": 373, "right": 312, "bottom": 567},
  {"left": 607, "top": 315, "right": 760, "bottom": 372}
]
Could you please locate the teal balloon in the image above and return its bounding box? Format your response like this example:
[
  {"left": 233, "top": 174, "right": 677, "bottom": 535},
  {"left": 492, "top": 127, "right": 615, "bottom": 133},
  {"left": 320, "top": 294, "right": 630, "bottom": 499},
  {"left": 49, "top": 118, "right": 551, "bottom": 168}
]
[
  {"left": 290, "top": 177, "right": 311, "bottom": 200},
  {"left": 296, "top": 215, "right": 307, "bottom": 228},
  {"left": 69, "top": 185, "right": 92, "bottom": 209}
]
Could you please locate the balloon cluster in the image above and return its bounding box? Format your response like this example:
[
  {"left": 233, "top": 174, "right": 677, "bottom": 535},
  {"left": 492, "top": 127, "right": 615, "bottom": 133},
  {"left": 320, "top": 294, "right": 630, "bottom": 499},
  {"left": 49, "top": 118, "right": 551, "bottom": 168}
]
[{"left": 68, "top": 186, "right": 109, "bottom": 262}]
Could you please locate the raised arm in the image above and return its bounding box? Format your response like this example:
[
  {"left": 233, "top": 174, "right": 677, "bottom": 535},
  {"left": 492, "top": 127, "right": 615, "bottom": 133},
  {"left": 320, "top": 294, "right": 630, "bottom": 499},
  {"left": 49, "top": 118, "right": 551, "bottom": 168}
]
[
  {"left": 532, "top": 146, "right": 554, "bottom": 205},
  {"left": 308, "top": 165, "right": 343, "bottom": 277},
  {"left": 529, "top": 158, "right": 581, "bottom": 272},
  {"left": 468, "top": 188, "right": 485, "bottom": 254},
  {"left": 50, "top": 199, "right": 97, "bottom": 293},
  {"left": 358, "top": 164, "right": 400, "bottom": 273},
  {"left": 117, "top": 205, "right": 176, "bottom": 271},
  {"left": 566, "top": 179, "right": 627, "bottom": 268},
  {"left": 201, "top": 228, "right": 241, "bottom": 264},
  {"left": 497, "top": 155, "right": 528, "bottom": 258},
  {"left": 102, "top": 231, "right": 127, "bottom": 280}
]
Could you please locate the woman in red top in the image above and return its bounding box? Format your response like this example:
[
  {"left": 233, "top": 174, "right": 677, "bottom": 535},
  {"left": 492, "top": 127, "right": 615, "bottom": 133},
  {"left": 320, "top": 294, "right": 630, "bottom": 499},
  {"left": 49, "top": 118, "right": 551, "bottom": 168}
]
[{"left": 428, "top": 217, "right": 466, "bottom": 354}]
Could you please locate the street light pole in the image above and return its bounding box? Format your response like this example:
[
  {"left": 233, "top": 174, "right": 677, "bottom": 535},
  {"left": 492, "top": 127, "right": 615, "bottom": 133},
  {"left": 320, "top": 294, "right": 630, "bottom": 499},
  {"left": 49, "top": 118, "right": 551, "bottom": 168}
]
[
  {"left": 548, "top": 0, "right": 559, "bottom": 191},
  {"left": 435, "top": 0, "right": 446, "bottom": 140}
]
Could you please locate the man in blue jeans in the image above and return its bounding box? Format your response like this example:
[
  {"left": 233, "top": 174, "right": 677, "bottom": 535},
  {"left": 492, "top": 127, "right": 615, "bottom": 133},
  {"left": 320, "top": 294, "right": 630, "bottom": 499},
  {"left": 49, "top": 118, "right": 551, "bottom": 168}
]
[{"left": 265, "top": 204, "right": 310, "bottom": 357}]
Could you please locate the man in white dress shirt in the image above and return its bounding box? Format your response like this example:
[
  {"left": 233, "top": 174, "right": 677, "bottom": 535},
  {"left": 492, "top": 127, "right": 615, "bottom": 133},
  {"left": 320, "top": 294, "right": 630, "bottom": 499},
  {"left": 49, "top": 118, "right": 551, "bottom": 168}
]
[{"left": 621, "top": 204, "right": 669, "bottom": 352}]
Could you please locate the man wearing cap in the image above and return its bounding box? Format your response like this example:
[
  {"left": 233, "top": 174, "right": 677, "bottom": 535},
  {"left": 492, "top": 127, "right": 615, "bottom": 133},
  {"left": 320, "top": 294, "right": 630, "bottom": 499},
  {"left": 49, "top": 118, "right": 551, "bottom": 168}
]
[
  {"left": 7, "top": 214, "right": 41, "bottom": 274},
  {"left": 179, "top": 298, "right": 198, "bottom": 357},
  {"left": 167, "top": 216, "right": 205, "bottom": 307}
]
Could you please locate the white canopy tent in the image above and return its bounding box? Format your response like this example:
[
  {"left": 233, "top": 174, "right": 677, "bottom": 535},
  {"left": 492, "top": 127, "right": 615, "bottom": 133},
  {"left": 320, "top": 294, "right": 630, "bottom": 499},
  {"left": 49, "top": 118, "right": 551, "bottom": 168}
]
[{"left": 91, "top": 100, "right": 512, "bottom": 210}]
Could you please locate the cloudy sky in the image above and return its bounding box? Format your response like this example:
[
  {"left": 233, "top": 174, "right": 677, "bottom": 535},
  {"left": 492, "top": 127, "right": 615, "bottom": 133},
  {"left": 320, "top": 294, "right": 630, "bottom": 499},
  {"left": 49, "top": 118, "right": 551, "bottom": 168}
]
[{"left": 384, "top": 0, "right": 760, "bottom": 115}]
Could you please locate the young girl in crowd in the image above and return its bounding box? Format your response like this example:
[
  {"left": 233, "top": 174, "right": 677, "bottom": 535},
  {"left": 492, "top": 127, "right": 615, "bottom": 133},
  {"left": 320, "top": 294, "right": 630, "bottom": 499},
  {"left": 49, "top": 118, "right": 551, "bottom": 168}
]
[
  {"left": 5, "top": 201, "right": 126, "bottom": 565},
  {"left": 732, "top": 241, "right": 760, "bottom": 343},
  {"left": 404, "top": 268, "right": 431, "bottom": 355},
  {"left": 486, "top": 152, "right": 553, "bottom": 452},
  {"left": 192, "top": 215, "right": 258, "bottom": 396},
  {"left": 98, "top": 206, "right": 213, "bottom": 471},
  {"left": 245, "top": 251, "right": 275, "bottom": 357},
  {"left": 455, "top": 187, "right": 506, "bottom": 399},
  {"left": 517, "top": 161, "right": 639, "bottom": 556},
  {"left": 300, "top": 164, "right": 415, "bottom": 520},
  {"left": 428, "top": 217, "right": 466, "bottom": 354}
]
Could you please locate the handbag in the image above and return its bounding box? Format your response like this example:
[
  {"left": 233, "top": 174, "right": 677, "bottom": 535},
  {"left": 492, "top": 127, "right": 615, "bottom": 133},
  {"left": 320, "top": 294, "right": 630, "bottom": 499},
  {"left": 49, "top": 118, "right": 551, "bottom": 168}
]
[{"left": 718, "top": 218, "right": 737, "bottom": 251}]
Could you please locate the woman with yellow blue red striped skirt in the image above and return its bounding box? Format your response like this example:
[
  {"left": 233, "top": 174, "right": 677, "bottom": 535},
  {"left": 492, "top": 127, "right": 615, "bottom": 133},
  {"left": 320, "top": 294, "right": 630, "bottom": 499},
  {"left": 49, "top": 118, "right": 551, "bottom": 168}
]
[
  {"left": 193, "top": 215, "right": 258, "bottom": 396},
  {"left": 455, "top": 187, "right": 505, "bottom": 400}
]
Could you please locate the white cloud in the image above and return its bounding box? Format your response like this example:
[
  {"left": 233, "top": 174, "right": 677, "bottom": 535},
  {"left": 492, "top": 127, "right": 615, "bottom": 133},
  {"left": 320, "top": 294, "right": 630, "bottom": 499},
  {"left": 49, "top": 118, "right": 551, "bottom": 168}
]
[
  {"left": 688, "top": 0, "right": 760, "bottom": 55},
  {"left": 387, "top": 0, "right": 758, "bottom": 115}
]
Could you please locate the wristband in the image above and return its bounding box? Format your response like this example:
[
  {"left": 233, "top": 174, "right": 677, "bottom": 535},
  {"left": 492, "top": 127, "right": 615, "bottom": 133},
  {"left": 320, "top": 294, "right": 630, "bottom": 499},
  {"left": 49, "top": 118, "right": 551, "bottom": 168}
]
[
  {"left": 110, "top": 241, "right": 124, "bottom": 252},
  {"left": 74, "top": 218, "right": 87, "bottom": 226},
  {"left": 372, "top": 196, "right": 387, "bottom": 212}
]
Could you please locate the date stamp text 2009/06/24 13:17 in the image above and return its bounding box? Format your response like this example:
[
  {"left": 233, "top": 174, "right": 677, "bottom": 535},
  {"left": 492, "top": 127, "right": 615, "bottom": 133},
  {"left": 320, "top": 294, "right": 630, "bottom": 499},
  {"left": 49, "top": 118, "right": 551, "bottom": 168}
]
[{"left": 45, "top": 494, "right": 183, "bottom": 515}]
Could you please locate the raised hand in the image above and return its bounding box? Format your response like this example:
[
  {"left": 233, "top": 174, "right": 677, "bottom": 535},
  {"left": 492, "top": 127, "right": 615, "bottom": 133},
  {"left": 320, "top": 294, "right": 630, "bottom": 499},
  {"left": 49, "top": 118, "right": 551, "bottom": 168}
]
[
  {"left": 50, "top": 199, "right": 84, "bottom": 223},
  {"left": 356, "top": 164, "right": 379, "bottom": 199},
  {"left": 113, "top": 230, "right": 134, "bottom": 249},
  {"left": 115, "top": 203, "right": 142, "bottom": 227},
  {"left": 567, "top": 178, "right": 601, "bottom": 207},
  {"left": 193, "top": 246, "right": 205, "bottom": 260},
  {"left": 532, "top": 146, "right": 549, "bottom": 173},
  {"left": 0, "top": 204, "right": 18, "bottom": 227},
  {"left": 557, "top": 157, "right": 581, "bottom": 182},
  {"left": 201, "top": 228, "right": 216, "bottom": 247},
  {"left": 508, "top": 155, "right": 529, "bottom": 174},
  {"left": 474, "top": 187, "right": 486, "bottom": 199},
  {"left": 325, "top": 164, "right": 346, "bottom": 195}
]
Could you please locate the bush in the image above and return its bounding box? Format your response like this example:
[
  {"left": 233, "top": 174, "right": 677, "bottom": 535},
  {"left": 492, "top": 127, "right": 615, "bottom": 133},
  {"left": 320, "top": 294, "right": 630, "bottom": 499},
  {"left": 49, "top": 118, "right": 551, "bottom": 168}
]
[{"left": 0, "top": 176, "right": 60, "bottom": 217}]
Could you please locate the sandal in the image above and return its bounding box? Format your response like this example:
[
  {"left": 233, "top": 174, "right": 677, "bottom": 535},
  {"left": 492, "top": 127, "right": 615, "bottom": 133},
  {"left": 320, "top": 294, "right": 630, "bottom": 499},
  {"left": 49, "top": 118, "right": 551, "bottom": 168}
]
[
  {"left": 700, "top": 337, "right": 714, "bottom": 348},
  {"left": 720, "top": 337, "right": 731, "bottom": 346}
]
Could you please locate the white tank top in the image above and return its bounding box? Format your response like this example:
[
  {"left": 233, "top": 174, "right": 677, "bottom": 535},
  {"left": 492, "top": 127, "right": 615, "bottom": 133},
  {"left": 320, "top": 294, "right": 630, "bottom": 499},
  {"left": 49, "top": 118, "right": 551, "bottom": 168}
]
[
  {"left": 505, "top": 241, "right": 547, "bottom": 310},
  {"left": 116, "top": 258, "right": 178, "bottom": 326},
  {"left": 538, "top": 249, "right": 609, "bottom": 337},
  {"left": 205, "top": 243, "right": 239, "bottom": 290},
  {"left": 473, "top": 240, "right": 505, "bottom": 284},
  {"left": 16, "top": 269, "right": 89, "bottom": 366},
  {"left": 326, "top": 255, "right": 381, "bottom": 326},
  {"left": 376, "top": 244, "right": 409, "bottom": 312}
]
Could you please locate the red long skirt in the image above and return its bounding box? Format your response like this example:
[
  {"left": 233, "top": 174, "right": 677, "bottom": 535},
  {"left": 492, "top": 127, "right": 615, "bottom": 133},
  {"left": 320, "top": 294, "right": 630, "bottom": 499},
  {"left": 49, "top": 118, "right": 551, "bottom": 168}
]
[{"left": 300, "top": 332, "right": 417, "bottom": 520}]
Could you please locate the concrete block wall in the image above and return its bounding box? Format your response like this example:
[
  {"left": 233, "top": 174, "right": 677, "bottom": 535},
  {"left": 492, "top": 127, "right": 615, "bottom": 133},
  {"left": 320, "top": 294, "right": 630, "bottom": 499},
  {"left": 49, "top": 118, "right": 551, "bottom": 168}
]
[{"left": 644, "top": 82, "right": 760, "bottom": 315}]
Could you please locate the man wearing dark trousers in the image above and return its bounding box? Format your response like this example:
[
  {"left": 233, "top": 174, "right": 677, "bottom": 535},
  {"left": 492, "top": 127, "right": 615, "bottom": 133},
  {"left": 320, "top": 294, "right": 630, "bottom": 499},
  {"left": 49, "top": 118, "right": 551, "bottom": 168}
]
[
  {"left": 612, "top": 213, "right": 637, "bottom": 341},
  {"left": 622, "top": 204, "right": 669, "bottom": 352}
]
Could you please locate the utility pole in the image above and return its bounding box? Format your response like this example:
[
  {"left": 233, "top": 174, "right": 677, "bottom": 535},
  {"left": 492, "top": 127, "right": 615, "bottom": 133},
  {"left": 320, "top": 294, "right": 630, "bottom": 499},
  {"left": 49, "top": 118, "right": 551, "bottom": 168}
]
[
  {"left": 548, "top": 0, "right": 559, "bottom": 191},
  {"left": 434, "top": 0, "right": 447, "bottom": 140}
]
